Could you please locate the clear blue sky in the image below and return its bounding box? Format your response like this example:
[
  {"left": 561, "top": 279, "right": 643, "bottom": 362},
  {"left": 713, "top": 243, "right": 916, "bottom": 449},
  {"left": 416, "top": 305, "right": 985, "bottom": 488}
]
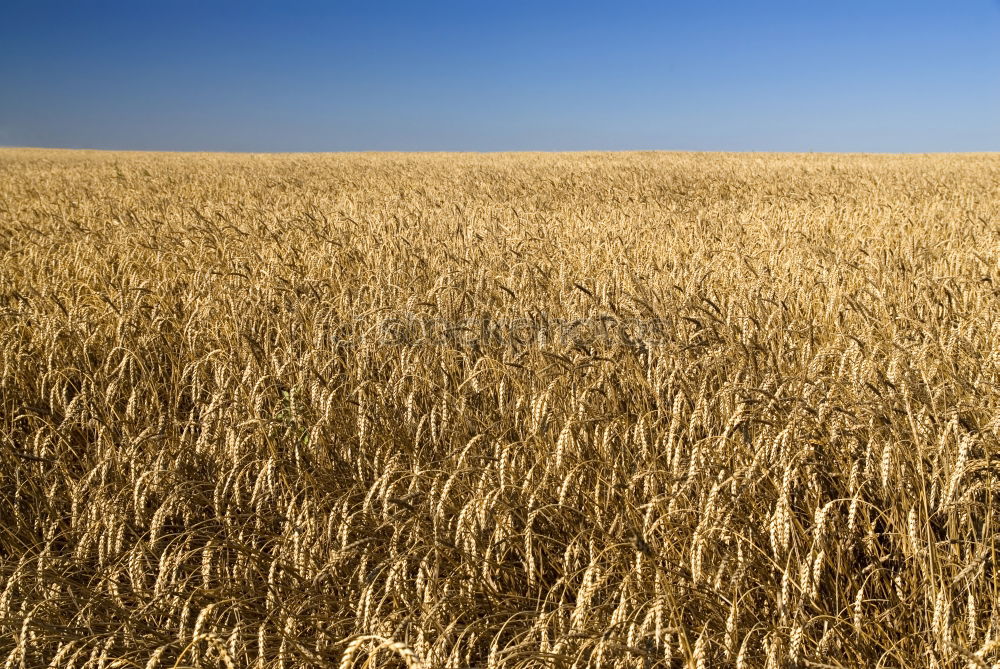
[{"left": 1, "top": 1, "right": 998, "bottom": 152}]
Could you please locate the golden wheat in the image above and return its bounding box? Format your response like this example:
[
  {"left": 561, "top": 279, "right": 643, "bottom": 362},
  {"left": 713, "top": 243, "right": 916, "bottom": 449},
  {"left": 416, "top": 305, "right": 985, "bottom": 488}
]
[{"left": 1, "top": 148, "right": 999, "bottom": 667}]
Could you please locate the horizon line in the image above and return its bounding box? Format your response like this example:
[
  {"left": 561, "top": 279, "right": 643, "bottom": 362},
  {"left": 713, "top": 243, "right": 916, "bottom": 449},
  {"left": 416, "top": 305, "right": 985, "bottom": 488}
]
[{"left": 3, "top": 145, "right": 999, "bottom": 157}]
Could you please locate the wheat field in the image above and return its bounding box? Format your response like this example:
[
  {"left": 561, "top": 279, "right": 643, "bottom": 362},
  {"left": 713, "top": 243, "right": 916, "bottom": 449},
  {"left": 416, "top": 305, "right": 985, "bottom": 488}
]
[{"left": 1, "top": 149, "right": 999, "bottom": 668}]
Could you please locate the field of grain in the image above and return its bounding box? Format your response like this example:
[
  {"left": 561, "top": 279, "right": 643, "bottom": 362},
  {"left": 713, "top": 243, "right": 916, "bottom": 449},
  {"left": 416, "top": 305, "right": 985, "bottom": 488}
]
[{"left": 1, "top": 149, "right": 999, "bottom": 667}]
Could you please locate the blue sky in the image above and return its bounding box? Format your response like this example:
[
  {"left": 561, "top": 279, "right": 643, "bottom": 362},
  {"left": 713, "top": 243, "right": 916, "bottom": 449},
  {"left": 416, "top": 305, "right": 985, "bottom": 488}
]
[{"left": 1, "top": 1, "right": 998, "bottom": 152}]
